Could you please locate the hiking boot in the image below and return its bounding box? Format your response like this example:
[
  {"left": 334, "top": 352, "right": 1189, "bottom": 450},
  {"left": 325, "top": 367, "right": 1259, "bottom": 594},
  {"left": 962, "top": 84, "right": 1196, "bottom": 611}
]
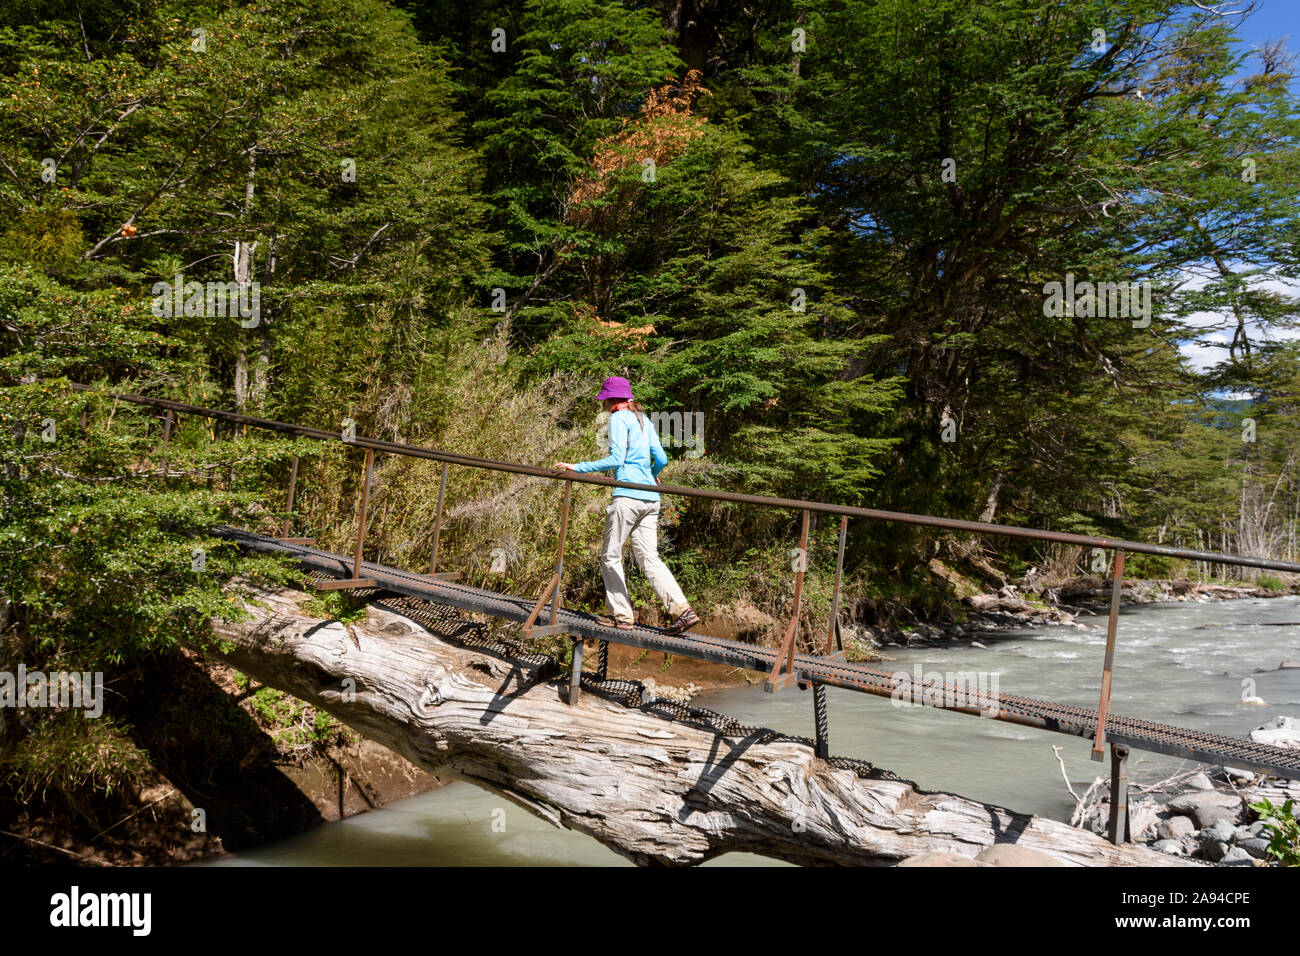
[{"left": 666, "top": 608, "right": 700, "bottom": 634}]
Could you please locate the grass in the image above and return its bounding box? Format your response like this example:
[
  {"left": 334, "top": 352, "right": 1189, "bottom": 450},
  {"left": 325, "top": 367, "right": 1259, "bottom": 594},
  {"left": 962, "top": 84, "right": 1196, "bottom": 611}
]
[{"left": 247, "top": 686, "right": 354, "bottom": 757}]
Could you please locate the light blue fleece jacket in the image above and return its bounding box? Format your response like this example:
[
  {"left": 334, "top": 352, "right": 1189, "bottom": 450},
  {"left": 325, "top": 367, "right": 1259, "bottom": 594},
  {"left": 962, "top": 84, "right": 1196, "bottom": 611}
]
[{"left": 572, "top": 409, "right": 667, "bottom": 501}]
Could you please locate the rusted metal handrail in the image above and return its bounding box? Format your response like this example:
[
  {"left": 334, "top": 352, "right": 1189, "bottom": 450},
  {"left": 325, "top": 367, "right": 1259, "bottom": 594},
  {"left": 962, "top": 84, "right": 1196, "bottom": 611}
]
[{"left": 62, "top": 382, "right": 1300, "bottom": 574}]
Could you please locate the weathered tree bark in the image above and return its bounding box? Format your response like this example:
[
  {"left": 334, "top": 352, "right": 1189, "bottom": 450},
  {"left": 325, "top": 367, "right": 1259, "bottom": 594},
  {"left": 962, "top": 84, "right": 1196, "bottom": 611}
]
[{"left": 206, "top": 583, "right": 1195, "bottom": 867}]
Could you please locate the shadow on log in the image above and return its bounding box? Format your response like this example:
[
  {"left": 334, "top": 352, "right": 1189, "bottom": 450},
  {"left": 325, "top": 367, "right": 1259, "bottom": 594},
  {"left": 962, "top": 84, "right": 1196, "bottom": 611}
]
[{"left": 205, "top": 582, "right": 1195, "bottom": 867}]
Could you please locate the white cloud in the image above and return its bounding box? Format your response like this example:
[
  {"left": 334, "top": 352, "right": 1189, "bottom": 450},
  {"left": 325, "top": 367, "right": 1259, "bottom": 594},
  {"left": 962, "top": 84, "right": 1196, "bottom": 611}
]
[{"left": 1170, "top": 272, "right": 1299, "bottom": 372}]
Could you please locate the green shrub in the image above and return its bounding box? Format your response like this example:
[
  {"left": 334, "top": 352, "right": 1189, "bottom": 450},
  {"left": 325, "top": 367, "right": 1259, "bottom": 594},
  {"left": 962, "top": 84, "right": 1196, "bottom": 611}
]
[{"left": 1249, "top": 798, "right": 1300, "bottom": 866}]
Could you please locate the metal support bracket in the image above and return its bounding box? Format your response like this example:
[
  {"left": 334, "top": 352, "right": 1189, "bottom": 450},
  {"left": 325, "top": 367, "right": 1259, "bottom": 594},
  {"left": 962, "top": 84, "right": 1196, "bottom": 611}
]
[
  {"left": 528, "top": 623, "right": 569, "bottom": 639},
  {"left": 521, "top": 572, "right": 560, "bottom": 640},
  {"left": 314, "top": 577, "right": 378, "bottom": 591},
  {"left": 766, "top": 615, "right": 800, "bottom": 693},
  {"left": 1108, "top": 743, "right": 1131, "bottom": 844}
]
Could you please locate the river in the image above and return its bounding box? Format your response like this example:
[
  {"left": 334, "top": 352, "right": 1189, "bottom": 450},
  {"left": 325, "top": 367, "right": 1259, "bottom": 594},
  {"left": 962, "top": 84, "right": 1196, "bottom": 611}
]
[{"left": 206, "top": 595, "right": 1300, "bottom": 866}]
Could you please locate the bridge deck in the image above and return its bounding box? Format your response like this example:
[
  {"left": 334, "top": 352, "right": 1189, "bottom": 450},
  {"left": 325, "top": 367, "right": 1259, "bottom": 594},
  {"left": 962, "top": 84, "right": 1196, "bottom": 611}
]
[{"left": 217, "top": 528, "right": 1300, "bottom": 781}]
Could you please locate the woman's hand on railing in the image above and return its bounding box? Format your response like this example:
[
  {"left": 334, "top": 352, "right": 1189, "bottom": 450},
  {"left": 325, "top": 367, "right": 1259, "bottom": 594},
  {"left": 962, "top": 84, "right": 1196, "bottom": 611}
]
[{"left": 552, "top": 462, "right": 576, "bottom": 472}]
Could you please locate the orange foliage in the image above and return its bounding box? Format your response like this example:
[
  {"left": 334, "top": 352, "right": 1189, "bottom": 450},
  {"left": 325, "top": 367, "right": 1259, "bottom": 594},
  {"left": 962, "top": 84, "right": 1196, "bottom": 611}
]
[
  {"left": 568, "top": 70, "right": 710, "bottom": 221},
  {"left": 596, "top": 318, "right": 656, "bottom": 350},
  {"left": 573, "top": 302, "right": 656, "bottom": 351}
]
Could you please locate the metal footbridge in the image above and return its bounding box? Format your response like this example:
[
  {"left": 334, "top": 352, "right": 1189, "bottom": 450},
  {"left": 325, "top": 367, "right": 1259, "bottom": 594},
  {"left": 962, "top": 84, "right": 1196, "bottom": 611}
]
[
  {"left": 215, "top": 529, "right": 1300, "bottom": 780},
  {"left": 64, "top": 382, "right": 1300, "bottom": 845}
]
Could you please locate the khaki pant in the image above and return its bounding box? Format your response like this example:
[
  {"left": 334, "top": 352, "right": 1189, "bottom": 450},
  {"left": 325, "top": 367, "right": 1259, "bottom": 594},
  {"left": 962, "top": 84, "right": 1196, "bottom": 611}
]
[{"left": 600, "top": 496, "right": 689, "bottom": 624}]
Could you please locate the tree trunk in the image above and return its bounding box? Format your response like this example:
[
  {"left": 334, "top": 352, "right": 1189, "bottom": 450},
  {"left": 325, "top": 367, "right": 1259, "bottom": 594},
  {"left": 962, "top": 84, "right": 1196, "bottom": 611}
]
[
  {"left": 205, "top": 582, "right": 1195, "bottom": 867},
  {"left": 234, "top": 147, "right": 259, "bottom": 412},
  {"left": 232, "top": 238, "right": 254, "bottom": 412},
  {"left": 978, "top": 471, "right": 1004, "bottom": 524}
]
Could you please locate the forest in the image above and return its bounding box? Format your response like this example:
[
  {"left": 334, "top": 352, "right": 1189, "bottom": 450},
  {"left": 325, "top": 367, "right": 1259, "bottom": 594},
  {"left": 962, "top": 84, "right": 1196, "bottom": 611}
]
[{"left": 0, "top": 0, "right": 1297, "bottom": 854}]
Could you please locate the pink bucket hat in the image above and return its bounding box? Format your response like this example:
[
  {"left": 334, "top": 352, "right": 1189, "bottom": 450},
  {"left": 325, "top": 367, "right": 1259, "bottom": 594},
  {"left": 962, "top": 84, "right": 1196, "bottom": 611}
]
[{"left": 595, "top": 376, "right": 634, "bottom": 401}]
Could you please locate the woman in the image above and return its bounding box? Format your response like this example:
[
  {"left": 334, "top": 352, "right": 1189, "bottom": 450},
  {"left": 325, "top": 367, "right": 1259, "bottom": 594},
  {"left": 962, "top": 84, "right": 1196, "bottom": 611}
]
[{"left": 553, "top": 376, "right": 700, "bottom": 633}]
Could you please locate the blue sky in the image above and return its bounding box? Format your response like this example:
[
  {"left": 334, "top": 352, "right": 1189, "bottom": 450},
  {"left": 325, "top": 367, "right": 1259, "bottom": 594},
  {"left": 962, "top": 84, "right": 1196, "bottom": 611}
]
[{"left": 1237, "top": 0, "right": 1296, "bottom": 55}]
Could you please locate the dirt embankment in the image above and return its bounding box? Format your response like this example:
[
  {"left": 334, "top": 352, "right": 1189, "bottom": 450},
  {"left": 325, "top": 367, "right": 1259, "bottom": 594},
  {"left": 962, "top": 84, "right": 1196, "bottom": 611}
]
[{"left": 1, "top": 647, "right": 442, "bottom": 867}]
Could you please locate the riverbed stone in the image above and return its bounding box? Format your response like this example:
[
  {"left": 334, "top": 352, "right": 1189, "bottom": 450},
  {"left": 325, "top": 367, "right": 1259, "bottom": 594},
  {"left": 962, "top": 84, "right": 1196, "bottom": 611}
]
[
  {"left": 1156, "top": 816, "right": 1196, "bottom": 840},
  {"left": 896, "top": 851, "right": 992, "bottom": 867},
  {"left": 1184, "top": 772, "right": 1214, "bottom": 790},
  {"left": 1219, "top": 847, "right": 1254, "bottom": 866},
  {"left": 1167, "top": 790, "right": 1242, "bottom": 828},
  {"left": 1220, "top": 767, "right": 1255, "bottom": 784},
  {"left": 1237, "top": 836, "right": 1272, "bottom": 860},
  {"left": 1196, "top": 805, "right": 1241, "bottom": 828},
  {"left": 1203, "top": 839, "right": 1232, "bottom": 862},
  {"left": 1151, "top": 839, "right": 1185, "bottom": 855},
  {"left": 1200, "top": 818, "right": 1238, "bottom": 844},
  {"left": 974, "top": 844, "right": 1064, "bottom": 867}
]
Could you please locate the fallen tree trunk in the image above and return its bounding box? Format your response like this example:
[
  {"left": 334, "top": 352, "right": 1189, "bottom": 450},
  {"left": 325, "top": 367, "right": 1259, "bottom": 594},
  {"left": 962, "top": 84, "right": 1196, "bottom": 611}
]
[{"left": 206, "top": 582, "right": 1194, "bottom": 867}]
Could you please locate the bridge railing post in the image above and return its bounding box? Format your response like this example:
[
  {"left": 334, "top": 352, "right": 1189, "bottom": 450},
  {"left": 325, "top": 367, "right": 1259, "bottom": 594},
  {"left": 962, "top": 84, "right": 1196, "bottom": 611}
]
[
  {"left": 280, "top": 455, "right": 300, "bottom": 538},
  {"left": 551, "top": 479, "right": 572, "bottom": 626},
  {"left": 429, "top": 462, "right": 448, "bottom": 574},
  {"left": 313, "top": 444, "right": 377, "bottom": 590},
  {"left": 1092, "top": 549, "right": 1125, "bottom": 760},
  {"left": 765, "top": 508, "right": 810, "bottom": 693},
  {"left": 352, "top": 446, "right": 374, "bottom": 580},
  {"left": 825, "top": 515, "right": 847, "bottom": 656}
]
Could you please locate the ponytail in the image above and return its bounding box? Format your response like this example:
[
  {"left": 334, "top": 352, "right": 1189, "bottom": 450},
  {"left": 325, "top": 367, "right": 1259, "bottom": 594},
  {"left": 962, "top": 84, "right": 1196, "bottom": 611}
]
[{"left": 627, "top": 399, "right": 647, "bottom": 429}]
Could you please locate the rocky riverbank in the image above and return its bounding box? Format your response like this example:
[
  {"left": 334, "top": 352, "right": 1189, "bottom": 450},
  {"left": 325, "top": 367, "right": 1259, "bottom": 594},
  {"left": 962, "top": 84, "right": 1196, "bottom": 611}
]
[{"left": 1073, "top": 770, "right": 1300, "bottom": 866}]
